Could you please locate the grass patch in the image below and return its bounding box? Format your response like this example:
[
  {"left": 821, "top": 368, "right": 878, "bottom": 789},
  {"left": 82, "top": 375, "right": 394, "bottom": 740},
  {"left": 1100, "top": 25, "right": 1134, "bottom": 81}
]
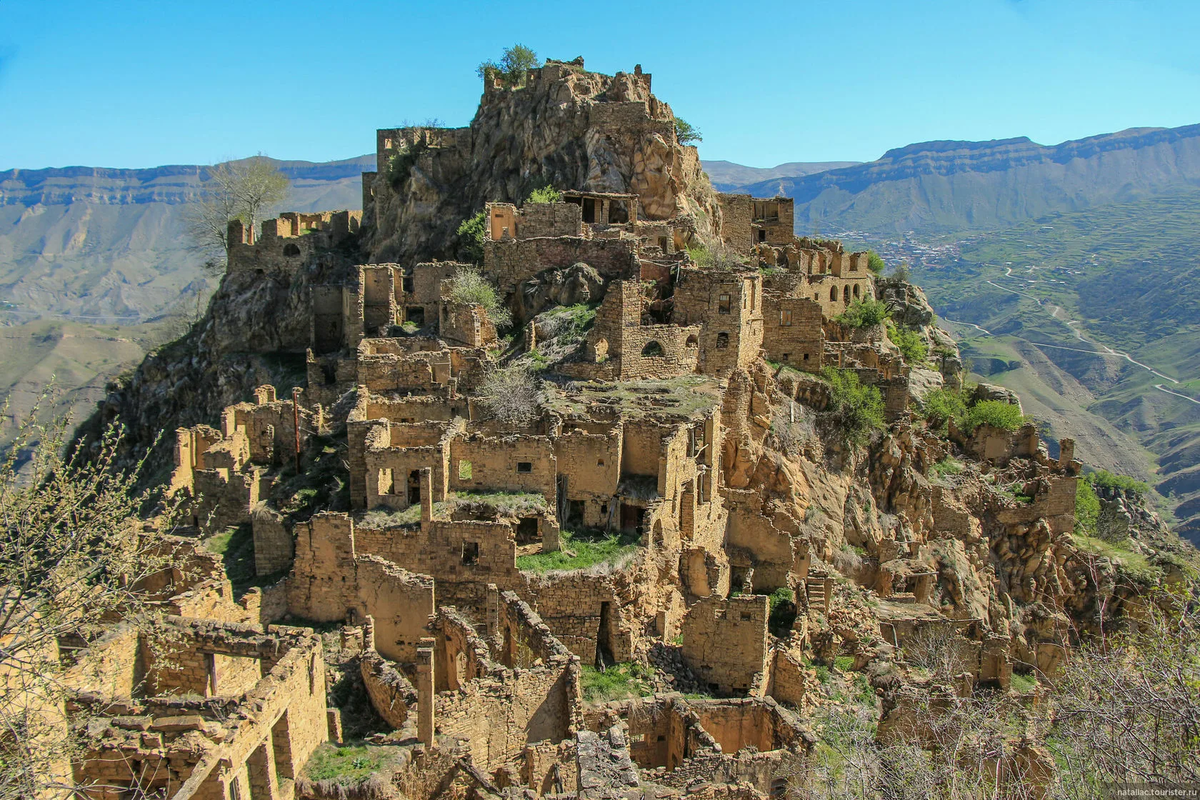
[
  {"left": 303, "top": 743, "right": 399, "bottom": 784},
  {"left": 833, "top": 655, "right": 855, "bottom": 672},
  {"left": 361, "top": 491, "right": 548, "bottom": 529},
  {"left": 1010, "top": 673, "right": 1037, "bottom": 694},
  {"left": 930, "top": 456, "right": 964, "bottom": 480},
  {"left": 1070, "top": 534, "right": 1161, "bottom": 581},
  {"left": 579, "top": 662, "right": 655, "bottom": 703},
  {"left": 204, "top": 524, "right": 258, "bottom": 594},
  {"left": 517, "top": 527, "right": 641, "bottom": 573}
]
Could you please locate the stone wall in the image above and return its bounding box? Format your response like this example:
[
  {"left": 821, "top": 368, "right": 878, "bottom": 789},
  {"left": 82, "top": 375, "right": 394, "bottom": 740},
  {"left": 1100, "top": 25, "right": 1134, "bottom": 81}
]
[
  {"left": 680, "top": 595, "right": 769, "bottom": 695},
  {"left": 762, "top": 293, "right": 823, "bottom": 371}
]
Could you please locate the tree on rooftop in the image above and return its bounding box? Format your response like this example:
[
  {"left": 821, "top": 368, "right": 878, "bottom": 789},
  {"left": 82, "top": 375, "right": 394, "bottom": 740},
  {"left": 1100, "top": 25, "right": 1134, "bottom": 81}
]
[
  {"left": 476, "top": 363, "right": 544, "bottom": 426},
  {"left": 675, "top": 117, "right": 702, "bottom": 145},
  {"left": 447, "top": 265, "right": 512, "bottom": 329},
  {"left": 477, "top": 44, "right": 539, "bottom": 88},
  {"left": 183, "top": 155, "right": 290, "bottom": 275}
]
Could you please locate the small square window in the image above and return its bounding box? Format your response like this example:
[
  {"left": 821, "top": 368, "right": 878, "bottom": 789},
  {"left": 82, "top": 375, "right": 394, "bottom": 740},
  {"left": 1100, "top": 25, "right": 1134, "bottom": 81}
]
[
  {"left": 461, "top": 542, "right": 480, "bottom": 565},
  {"left": 782, "top": 353, "right": 790, "bottom": 362},
  {"left": 781, "top": 309, "right": 793, "bottom": 327},
  {"left": 741, "top": 612, "right": 753, "bottom": 621},
  {"left": 718, "top": 294, "right": 731, "bottom": 314},
  {"left": 597, "top": 459, "right": 605, "bottom": 466},
  {"left": 803, "top": 353, "right": 810, "bottom": 362},
  {"left": 516, "top": 462, "right": 533, "bottom": 474}
]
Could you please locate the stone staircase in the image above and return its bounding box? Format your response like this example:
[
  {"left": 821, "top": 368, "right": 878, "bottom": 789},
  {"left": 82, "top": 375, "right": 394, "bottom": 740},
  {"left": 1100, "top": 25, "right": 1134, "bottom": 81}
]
[{"left": 805, "top": 575, "right": 829, "bottom": 615}]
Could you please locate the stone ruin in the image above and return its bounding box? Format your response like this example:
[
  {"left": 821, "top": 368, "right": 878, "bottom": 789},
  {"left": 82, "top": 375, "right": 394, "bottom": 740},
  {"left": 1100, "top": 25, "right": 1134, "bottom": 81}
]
[{"left": 58, "top": 56, "right": 1111, "bottom": 800}]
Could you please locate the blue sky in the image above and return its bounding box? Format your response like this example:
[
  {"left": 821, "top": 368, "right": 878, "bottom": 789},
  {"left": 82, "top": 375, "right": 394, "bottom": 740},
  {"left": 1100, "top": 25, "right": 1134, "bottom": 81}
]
[{"left": 1, "top": 0, "right": 1198, "bottom": 170}]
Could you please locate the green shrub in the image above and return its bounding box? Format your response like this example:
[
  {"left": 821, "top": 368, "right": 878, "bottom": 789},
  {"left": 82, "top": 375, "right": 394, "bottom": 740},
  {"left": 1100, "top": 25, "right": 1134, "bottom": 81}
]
[
  {"left": 930, "top": 457, "right": 964, "bottom": 480},
  {"left": 385, "top": 140, "right": 426, "bottom": 187},
  {"left": 866, "top": 250, "right": 886, "bottom": 275},
  {"left": 1086, "top": 469, "right": 1148, "bottom": 495},
  {"left": 525, "top": 185, "right": 562, "bottom": 204},
  {"left": 835, "top": 299, "right": 889, "bottom": 329},
  {"left": 965, "top": 399, "right": 1025, "bottom": 432},
  {"left": 579, "top": 662, "right": 655, "bottom": 702},
  {"left": 922, "top": 388, "right": 967, "bottom": 432},
  {"left": 447, "top": 265, "right": 511, "bottom": 329},
  {"left": 455, "top": 211, "right": 485, "bottom": 263},
  {"left": 768, "top": 587, "right": 797, "bottom": 636},
  {"left": 1075, "top": 479, "right": 1100, "bottom": 536},
  {"left": 675, "top": 117, "right": 702, "bottom": 145},
  {"left": 833, "top": 655, "right": 855, "bottom": 672},
  {"left": 886, "top": 323, "right": 928, "bottom": 363},
  {"left": 821, "top": 367, "right": 885, "bottom": 446},
  {"left": 477, "top": 44, "right": 538, "bottom": 88}
]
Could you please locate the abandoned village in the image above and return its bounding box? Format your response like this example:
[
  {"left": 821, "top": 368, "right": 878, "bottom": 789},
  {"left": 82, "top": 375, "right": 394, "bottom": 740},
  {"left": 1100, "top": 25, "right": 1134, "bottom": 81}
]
[{"left": 42, "top": 56, "right": 1191, "bottom": 800}]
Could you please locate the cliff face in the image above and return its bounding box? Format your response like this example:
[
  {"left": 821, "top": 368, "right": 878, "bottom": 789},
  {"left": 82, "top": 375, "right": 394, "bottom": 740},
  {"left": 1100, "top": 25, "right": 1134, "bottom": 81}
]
[{"left": 366, "top": 59, "right": 720, "bottom": 265}]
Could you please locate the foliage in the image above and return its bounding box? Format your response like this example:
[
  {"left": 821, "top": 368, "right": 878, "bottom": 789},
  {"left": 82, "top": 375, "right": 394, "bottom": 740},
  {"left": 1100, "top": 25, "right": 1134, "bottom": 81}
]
[
  {"left": 516, "top": 527, "right": 641, "bottom": 574},
  {"left": 183, "top": 155, "right": 290, "bottom": 273},
  {"left": 892, "top": 262, "right": 911, "bottom": 282},
  {"left": 304, "top": 743, "right": 398, "bottom": 784},
  {"left": 886, "top": 323, "right": 928, "bottom": 364},
  {"left": 1084, "top": 469, "right": 1148, "bottom": 496},
  {"left": 965, "top": 399, "right": 1025, "bottom": 432},
  {"left": 455, "top": 210, "right": 486, "bottom": 263},
  {"left": 1074, "top": 479, "right": 1100, "bottom": 536},
  {"left": 930, "top": 456, "right": 964, "bottom": 482},
  {"left": 525, "top": 185, "right": 562, "bottom": 204},
  {"left": 385, "top": 138, "right": 427, "bottom": 187},
  {"left": 1048, "top": 590, "right": 1200, "bottom": 790},
  {"left": 579, "top": 661, "right": 655, "bottom": 703},
  {"left": 475, "top": 362, "right": 543, "bottom": 425},
  {"left": 0, "top": 405, "right": 176, "bottom": 797},
  {"left": 674, "top": 117, "right": 702, "bottom": 145},
  {"left": 447, "top": 265, "right": 512, "bottom": 329},
  {"left": 477, "top": 44, "right": 538, "bottom": 88},
  {"left": 835, "top": 298, "right": 889, "bottom": 329},
  {"left": 685, "top": 241, "right": 744, "bottom": 270},
  {"left": 921, "top": 388, "right": 967, "bottom": 432},
  {"left": 820, "top": 367, "right": 885, "bottom": 446},
  {"left": 768, "top": 587, "right": 797, "bottom": 636},
  {"left": 866, "top": 250, "right": 886, "bottom": 275}
]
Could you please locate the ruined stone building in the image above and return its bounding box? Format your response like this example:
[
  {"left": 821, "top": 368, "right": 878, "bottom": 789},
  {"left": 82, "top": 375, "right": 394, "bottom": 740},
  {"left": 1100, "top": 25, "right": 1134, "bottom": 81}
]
[{"left": 57, "top": 55, "right": 1171, "bottom": 800}]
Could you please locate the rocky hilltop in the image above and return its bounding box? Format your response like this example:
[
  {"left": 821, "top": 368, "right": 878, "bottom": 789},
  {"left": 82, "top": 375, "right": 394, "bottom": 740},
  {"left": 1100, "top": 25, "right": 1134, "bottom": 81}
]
[{"left": 65, "top": 56, "right": 1198, "bottom": 799}]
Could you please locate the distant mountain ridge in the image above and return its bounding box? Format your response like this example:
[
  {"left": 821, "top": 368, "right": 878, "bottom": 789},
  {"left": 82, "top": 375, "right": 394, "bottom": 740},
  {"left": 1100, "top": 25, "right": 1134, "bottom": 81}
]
[
  {"left": 701, "top": 159, "right": 860, "bottom": 192},
  {"left": 736, "top": 124, "right": 1200, "bottom": 234}
]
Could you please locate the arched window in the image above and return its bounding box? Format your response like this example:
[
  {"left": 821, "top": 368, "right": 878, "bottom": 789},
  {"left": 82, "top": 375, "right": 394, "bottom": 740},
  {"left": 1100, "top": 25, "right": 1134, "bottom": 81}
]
[
  {"left": 716, "top": 332, "right": 729, "bottom": 349},
  {"left": 853, "top": 284, "right": 861, "bottom": 298},
  {"left": 843, "top": 285, "right": 851, "bottom": 303},
  {"left": 641, "top": 341, "right": 664, "bottom": 356},
  {"left": 283, "top": 243, "right": 301, "bottom": 257},
  {"left": 829, "top": 286, "right": 837, "bottom": 302},
  {"left": 685, "top": 334, "right": 699, "bottom": 348}
]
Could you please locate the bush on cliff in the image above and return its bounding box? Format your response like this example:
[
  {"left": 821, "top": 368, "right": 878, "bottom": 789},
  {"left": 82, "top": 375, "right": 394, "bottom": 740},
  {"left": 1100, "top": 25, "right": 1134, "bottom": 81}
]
[
  {"left": 835, "top": 298, "right": 889, "bottom": 329},
  {"left": 821, "top": 367, "right": 885, "bottom": 446},
  {"left": 455, "top": 211, "right": 486, "bottom": 262},
  {"left": 886, "top": 322, "right": 928, "bottom": 364},
  {"left": 965, "top": 399, "right": 1025, "bottom": 432},
  {"left": 448, "top": 265, "right": 512, "bottom": 329}
]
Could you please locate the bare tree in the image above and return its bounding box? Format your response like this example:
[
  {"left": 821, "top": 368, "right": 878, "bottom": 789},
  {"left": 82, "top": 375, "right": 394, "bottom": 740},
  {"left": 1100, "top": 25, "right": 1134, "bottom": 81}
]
[
  {"left": 475, "top": 363, "right": 543, "bottom": 426},
  {"left": 184, "top": 155, "right": 290, "bottom": 274},
  {"left": 0, "top": 400, "right": 179, "bottom": 796},
  {"left": 1048, "top": 589, "right": 1200, "bottom": 795}
]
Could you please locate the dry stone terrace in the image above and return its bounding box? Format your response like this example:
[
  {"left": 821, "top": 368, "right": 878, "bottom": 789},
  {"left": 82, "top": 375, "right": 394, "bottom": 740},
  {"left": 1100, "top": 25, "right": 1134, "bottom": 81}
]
[{"left": 61, "top": 56, "right": 1115, "bottom": 800}]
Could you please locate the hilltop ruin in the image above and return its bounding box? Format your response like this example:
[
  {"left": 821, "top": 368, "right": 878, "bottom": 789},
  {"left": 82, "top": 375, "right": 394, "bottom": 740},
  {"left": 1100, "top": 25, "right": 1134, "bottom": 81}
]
[{"left": 56, "top": 56, "right": 1189, "bottom": 800}]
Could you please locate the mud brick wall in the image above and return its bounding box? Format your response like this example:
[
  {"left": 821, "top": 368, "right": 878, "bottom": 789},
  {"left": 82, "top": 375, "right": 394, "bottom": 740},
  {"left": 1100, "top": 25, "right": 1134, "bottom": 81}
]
[
  {"left": 361, "top": 265, "right": 397, "bottom": 332},
  {"left": 762, "top": 294, "right": 823, "bottom": 371},
  {"left": 680, "top": 595, "right": 769, "bottom": 695},
  {"left": 517, "top": 575, "right": 631, "bottom": 664},
  {"left": 483, "top": 236, "right": 638, "bottom": 295},
  {"left": 717, "top": 193, "right": 753, "bottom": 252},
  {"left": 353, "top": 557, "right": 435, "bottom": 662},
  {"left": 518, "top": 202, "right": 584, "bottom": 239},
  {"left": 555, "top": 426, "right": 622, "bottom": 504},
  {"left": 449, "top": 435, "right": 557, "bottom": 504},
  {"left": 435, "top": 661, "right": 577, "bottom": 772}
]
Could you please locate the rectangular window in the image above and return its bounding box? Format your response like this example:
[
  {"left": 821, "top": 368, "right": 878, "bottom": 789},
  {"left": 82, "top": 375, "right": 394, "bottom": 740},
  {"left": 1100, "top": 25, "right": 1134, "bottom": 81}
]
[
  {"left": 517, "top": 461, "right": 533, "bottom": 474},
  {"left": 781, "top": 309, "right": 793, "bottom": 327},
  {"left": 378, "top": 468, "right": 395, "bottom": 495},
  {"left": 461, "top": 542, "right": 479, "bottom": 565},
  {"left": 782, "top": 353, "right": 790, "bottom": 362},
  {"left": 458, "top": 460, "right": 472, "bottom": 480},
  {"left": 718, "top": 294, "right": 731, "bottom": 314}
]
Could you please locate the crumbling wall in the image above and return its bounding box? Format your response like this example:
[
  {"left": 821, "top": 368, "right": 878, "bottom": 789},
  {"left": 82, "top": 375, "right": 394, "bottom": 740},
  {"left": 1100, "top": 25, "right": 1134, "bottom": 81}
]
[{"left": 680, "top": 595, "right": 769, "bottom": 695}]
